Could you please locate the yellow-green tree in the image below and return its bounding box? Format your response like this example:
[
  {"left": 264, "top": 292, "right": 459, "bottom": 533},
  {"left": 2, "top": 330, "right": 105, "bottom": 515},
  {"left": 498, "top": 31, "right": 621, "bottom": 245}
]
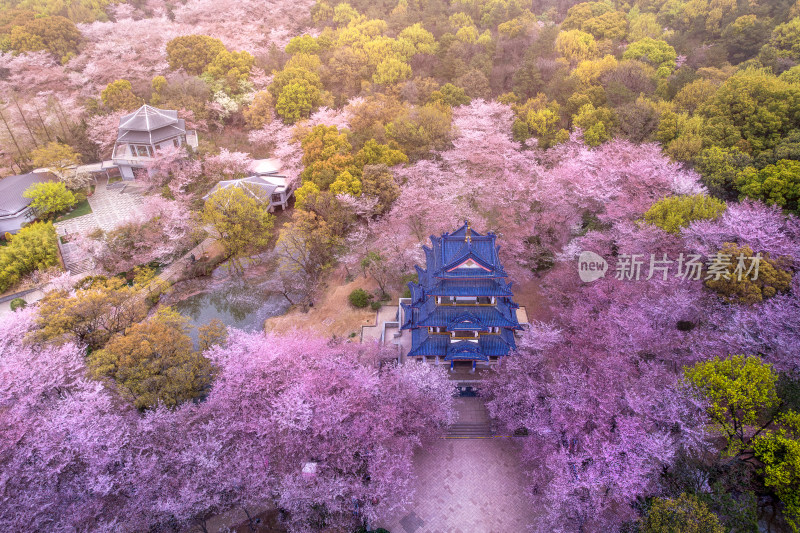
[
  {"left": 165, "top": 34, "right": 226, "bottom": 75},
  {"left": 23, "top": 181, "right": 76, "bottom": 219},
  {"left": 243, "top": 90, "right": 274, "bottom": 129},
  {"left": 204, "top": 49, "right": 254, "bottom": 92},
  {"left": 622, "top": 37, "right": 677, "bottom": 77},
  {"left": 202, "top": 185, "right": 275, "bottom": 272},
  {"left": 29, "top": 141, "right": 80, "bottom": 178},
  {"left": 753, "top": 410, "right": 800, "bottom": 532},
  {"left": 512, "top": 94, "right": 569, "bottom": 148},
  {"left": 88, "top": 307, "right": 215, "bottom": 410},
  {"left": 373, "top": 57, "right": 412, "bottom": 85},
  {"left": 0, "top": 222, "right": 59, "bottom": 293},
  {"left": 275, "top": 79, "right": 321, "bottom": 123},
  {"left": 644, "top": 194, "right": 727, "bottom": 234},
  {"left": 300, "top": 125, "right": 355, "bottom": 189},
  {"left": 572, "top": 102, "right": 617, "bottom": 146},
  {"left": 736, "top": 160, "right": 800, "bottom": 215},
  {"left": 101, "top": 79, "right": 142, "bottom": 111},
  {"left": 684, "top": 355, "right": 781, "bottom": 456},
  {"left": 33, "top": 277, "right": 147, "bottom": 349},
  {"left": 704, "top": 243, "right": 792, "bottom": 304},
  {"left": 639, "top": 493, "right": 724, "bottom": 533},
  {"left": 555, "top": 29, "right": 599, "bottom": 63},
  {"left": 8, "top": 15, "right": 82, "bottom": 63}
]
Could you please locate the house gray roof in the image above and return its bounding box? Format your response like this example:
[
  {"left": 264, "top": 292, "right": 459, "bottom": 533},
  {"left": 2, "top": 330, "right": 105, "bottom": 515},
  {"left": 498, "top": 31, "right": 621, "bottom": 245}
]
[
  {"left": 116, "top": 105, "right": 185, "bottom": 144},
  {"left": 117, "top": 119, "right": 187, "bottom": 144},
  {"left": 0, "top": 172, "right": 58, "bottom": 217},
  {"left": 203, "top": 176, "right": 278, "bottom": 203}
]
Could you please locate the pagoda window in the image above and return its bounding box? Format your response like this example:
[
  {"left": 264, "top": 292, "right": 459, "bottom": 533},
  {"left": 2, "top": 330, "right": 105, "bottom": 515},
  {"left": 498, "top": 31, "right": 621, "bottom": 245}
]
[
  {"left": 455, "top": 296, "right": 477, "bottom": 305},
  {"left": 173, "top": 138, "right": 180, "bottom": 148},
  {"left": 134, "top": 145, "right": 150, "bottom": 157},
  {"left": 114, "top": 144, "right": 129, "bottom": 158},
  {"left": 477, "top": 296, "right": 491, "bottom": 305},
  {"left": 453, "top": 330, "right": 478, "bottom": 338}
]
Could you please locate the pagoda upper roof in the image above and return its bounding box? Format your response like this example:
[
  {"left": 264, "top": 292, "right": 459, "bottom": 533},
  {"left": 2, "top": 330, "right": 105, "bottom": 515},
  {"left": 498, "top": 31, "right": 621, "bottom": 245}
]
[{"left": 423, "top": 221, "right": 507, "bottom": 279}]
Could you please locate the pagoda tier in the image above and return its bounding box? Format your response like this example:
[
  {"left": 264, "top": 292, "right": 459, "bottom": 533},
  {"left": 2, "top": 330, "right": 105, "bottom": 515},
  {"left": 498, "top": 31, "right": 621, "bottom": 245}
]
[{"left": 401, "top": 221, "right": 522, "bottom": 367}]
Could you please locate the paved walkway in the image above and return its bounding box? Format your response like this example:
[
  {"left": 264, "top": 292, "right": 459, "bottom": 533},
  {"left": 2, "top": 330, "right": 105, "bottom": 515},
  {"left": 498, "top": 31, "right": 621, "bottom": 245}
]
[
  {"left": 54, "top": 178, "right": 146, "bottom": 274},
  {"left": 377, "top": 398, "right": 538, "bottom": 532},
  {"left": 55, "top": 178, "right": 144, "bottom": 237}
]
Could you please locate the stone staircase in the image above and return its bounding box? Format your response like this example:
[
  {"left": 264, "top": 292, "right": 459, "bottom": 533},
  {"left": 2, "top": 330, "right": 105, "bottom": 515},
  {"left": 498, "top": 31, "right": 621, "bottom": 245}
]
[
  {"left": 446, "top": 422, "right": 493, "bottom": 438},
  {"left": 445, "top": 396, "right": 494, "bottom": 439}
]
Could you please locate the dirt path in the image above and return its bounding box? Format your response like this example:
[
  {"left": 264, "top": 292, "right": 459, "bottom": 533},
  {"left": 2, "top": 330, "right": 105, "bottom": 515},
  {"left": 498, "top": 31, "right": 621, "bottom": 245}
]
[{"left": 264, "top": 267, "right": 380, "bottom": 338}]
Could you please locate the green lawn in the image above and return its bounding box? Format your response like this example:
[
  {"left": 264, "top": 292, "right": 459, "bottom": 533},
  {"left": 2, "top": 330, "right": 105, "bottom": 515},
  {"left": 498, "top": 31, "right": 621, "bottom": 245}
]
[{"left": 56, "top": 199, "right": 93, "bottom": 221}]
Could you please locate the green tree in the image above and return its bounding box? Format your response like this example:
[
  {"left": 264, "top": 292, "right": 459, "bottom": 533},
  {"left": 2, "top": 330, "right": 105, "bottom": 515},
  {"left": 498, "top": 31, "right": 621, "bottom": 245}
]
[
  {"left": 699, "top": 68, "right": 800, "bottom": 158},
  {"left": 753, "top": 410, "right": 800, "bottom": 532},
  {"left": 572, "top": 102, "right": 616, "bottom": 146},
  {"left": 644, "top": 194, "right": 727, "bottom": 234},
  {"left": 373, "top": 57, "right": 412, "bottom": 85},
  {"left": 684, "top": 355, "right": 781, "bottom": 457},
  {"left": 348, "top": 287, "right": 370, "bottom": 308},
  {"left": 695, "top": 146, "right": 752, "bottom": 200},
  {"left": 639, "top": 493, "right": 724, "bottom": 533},
  {"left": 555, "top": 29, "right": 599, "bottom": 63},
  {"left": 88, "top": 307, "right": 215, "bottom": 410},
  {"left": 202, "top": 185, "right": 275, "bottom": 272},
  {"left": 770, "top": 17, "right": 800, "bottom": 60},
  {"left": 300, "top": 125, "right": 355, "bottom": 190},
  {"left": 7, "top": 15, "right": 82, "bottom": 62},
  {"left": 0, "top": 222, "right": 59, "bottom": 293},
  {"left": 704, "top": 243, "right": 792, "bottom": 305},
  {"left": 353, "top": 138, "right": 408, "bottom": 168},
  {"left": 100, "top": 79, "right": 142, "bottom": 111},
  {"left": 428, "top": 83, "right": 471, "bottom": 107},
  {"left": 204, "top": 49, "right": 254, "bottom": 92},
  {"left": 622, "top": 37, "right": 676, "bottom": 77},
  {"left": 275, "top": 79, "right": 321, "bottom": 123},
  {"left": 736, "top": 160, "right": 800, "bottom": 215},
  {"left": 22, "top": 181, "right": 76, "bottom": 219},
  {"left": 361, "top": 164, "right": 400, "bottom": 214},
  {"left": 165, "top": 35, "right": 226, "bottom": 75},
  {"left": 29, "top": 141, "right": 80, "bottom": 178},
  {"left": 285, "top": 34, "right": 320, "bottom": 55}
]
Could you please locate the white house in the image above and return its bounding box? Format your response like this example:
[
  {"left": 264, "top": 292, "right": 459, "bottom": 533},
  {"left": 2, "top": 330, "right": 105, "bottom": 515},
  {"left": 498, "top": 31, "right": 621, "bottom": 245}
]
[{"left": 203, "top": 158, "right": 294, "bottom": 212}]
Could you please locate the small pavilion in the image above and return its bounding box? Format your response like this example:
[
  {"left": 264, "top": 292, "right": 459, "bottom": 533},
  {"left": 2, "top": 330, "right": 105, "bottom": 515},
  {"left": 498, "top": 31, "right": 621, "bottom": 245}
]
[{"left": 112, "top": 105, "right": 198, "bottom": 180}]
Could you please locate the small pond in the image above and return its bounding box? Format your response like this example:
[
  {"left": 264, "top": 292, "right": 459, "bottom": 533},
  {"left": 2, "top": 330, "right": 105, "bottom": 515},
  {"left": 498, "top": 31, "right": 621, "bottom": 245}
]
[{"left": 166, "top": 261, "right": 292, "bottom": 342}]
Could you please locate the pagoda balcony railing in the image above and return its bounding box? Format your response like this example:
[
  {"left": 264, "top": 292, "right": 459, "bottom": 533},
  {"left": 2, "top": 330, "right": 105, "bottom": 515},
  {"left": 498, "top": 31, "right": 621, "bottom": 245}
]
[{"left": 436, "top": 302, "right": 495, "bottom": 306}]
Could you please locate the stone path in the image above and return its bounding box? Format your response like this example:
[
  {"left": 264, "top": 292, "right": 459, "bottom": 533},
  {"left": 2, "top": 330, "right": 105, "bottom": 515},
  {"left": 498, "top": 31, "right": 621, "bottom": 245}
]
[
  {"left": 55, "top": 178, "right": 145, "bottom": 274},
  {"left": 376, "top": 398, "right": 538, "bottom": 532},
  {"left": 55, "top": 178, "right": 144, "bottom": 237}
]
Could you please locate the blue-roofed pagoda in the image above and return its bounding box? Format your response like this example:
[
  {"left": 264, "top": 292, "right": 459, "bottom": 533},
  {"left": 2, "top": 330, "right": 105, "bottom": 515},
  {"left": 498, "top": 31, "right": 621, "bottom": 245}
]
[{"left": 400, "top": 221, "right": 522, "bottom": 372}]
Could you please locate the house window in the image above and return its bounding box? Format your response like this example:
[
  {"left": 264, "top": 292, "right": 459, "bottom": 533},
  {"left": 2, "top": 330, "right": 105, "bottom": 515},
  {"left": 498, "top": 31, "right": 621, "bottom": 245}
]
[
  {"left": 271, "top": 194, "right": 282, "bottom": 203},
  {"left": 135, "top": 145, "right": 150, "bottom": 157},
  {"left": 173, "top": 138, "right": 180, "bottom": 148},
  {"left": 114, "top": 144, "right": 129, "bottom": 158}
]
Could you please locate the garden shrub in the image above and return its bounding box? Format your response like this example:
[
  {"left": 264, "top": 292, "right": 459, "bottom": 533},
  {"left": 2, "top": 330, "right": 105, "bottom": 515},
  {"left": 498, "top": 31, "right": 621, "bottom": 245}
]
[
  {"left": 9, "top": 297, "right": 27, "bottom": 311},
  {"left": 349, "top": 288, "right": 370, "bottom": 308}
]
